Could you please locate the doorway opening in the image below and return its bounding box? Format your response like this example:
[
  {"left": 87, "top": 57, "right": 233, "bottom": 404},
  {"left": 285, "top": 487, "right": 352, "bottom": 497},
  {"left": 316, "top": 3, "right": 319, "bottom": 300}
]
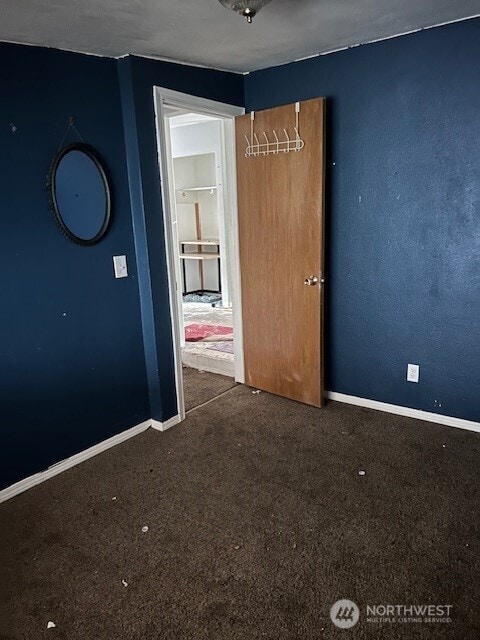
[
  {"left": 170, "top": 115, "right": 233, "bottom": 376},
  {"left": 154, "top": 88, "right": 245, "bottom": 420}
]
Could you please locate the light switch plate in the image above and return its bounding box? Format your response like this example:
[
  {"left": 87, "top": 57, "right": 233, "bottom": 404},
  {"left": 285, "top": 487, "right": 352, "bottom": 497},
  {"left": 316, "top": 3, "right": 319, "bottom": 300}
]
[
  {"left": 113, "top": 255, "right": 128, "bottom": 279},
  {"left": 407, "top": 363, "right": 419, "bottom": 383}
]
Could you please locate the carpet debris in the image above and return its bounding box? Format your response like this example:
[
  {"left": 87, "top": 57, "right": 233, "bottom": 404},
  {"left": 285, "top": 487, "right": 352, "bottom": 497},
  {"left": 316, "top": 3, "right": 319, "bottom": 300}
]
[
  {"left": 142, "top": 526, "right": 149, "bottom": 533},
  {"left": 47, "top": 622, "right": 56, "bottom": 629},
  {"left": 252, "top": 390, "right": 261, "bottom": 394},
  {"left": 359, "top": 470, "right": 366, "bottom": 476},
  {"left": 122, "top": 580, "right": 128, "bottom": 587}
]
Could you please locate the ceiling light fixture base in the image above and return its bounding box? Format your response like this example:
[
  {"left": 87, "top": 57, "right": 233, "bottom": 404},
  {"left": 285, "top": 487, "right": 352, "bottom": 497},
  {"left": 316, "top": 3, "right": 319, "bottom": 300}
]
[{"left": 218, "top": 0, "right": 273, "bottom": 23}]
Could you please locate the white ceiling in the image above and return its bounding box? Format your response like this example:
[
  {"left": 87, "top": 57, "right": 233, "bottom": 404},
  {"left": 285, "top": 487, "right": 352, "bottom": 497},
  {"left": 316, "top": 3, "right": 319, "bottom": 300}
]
[{"left": 2, "top": 0, "right": 479, "bottom": 73}]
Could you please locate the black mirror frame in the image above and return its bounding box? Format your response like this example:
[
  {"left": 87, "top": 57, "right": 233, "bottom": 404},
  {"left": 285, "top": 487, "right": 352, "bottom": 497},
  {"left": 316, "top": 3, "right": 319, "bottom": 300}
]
[{"left": 47, "top": 143, "right": 112, "bottom": 246}]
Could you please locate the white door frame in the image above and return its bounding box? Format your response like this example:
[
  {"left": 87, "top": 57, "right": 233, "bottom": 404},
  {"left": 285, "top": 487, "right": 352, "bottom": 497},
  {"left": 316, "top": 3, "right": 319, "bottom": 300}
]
[{"left": 153, "top": 87, "right": 245, "bottom": 422}]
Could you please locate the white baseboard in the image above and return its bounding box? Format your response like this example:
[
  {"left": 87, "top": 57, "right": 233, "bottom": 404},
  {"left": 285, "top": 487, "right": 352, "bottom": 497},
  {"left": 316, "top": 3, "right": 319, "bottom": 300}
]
[
  {"left": 0, "top": 413, "right": 183, "bottom": 504},
  {"left": 151, "top": 414, "right": 181, "bottom": 432},
  {"left": 4, "top": 390, "right": 477, "bottom": 505},
  {"left": 0, "top": 419, "right": 152, "bottom": 505},
  {"left": 327, "top": 391, "right": 480, "bottom": 434}
]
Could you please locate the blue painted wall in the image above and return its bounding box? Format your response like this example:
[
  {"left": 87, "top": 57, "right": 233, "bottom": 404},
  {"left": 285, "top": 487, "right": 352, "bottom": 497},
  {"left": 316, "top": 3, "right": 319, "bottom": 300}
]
[
  {"left": 0, "top": 43, "right": 244, "bottom": 490},
  {"left": 118, "top": 56, "right": 244, "bottom": 421},
  {"left": 245, "top": 18, "right": 480, "bottom": 421},
  {"left": 2, "top": 17, "right": 479, "bottom": 490},
  {"left": 0, "top": 43, "right": 150, "bottom": 489}
]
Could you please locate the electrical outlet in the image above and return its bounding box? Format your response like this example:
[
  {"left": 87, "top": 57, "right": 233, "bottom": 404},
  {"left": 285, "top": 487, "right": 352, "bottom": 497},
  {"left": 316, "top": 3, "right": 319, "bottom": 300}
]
[
  {"left": 407, "top": 363, "right": 419, "bottom": 383},
  {"left": 113, "top": 255, "right": 128, "bottom": 279}
]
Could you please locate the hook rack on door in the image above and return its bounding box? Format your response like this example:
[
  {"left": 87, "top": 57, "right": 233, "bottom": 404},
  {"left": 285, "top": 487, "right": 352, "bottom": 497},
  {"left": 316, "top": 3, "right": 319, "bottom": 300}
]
[{"left": 244, "top": 102, "right": 305, "bottom": 157}]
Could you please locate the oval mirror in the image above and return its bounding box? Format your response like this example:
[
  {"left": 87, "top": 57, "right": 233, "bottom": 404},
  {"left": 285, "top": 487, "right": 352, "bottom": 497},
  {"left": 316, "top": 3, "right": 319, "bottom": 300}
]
[{"left": 48, "top": 143, "right": 112, "bottom": 246}]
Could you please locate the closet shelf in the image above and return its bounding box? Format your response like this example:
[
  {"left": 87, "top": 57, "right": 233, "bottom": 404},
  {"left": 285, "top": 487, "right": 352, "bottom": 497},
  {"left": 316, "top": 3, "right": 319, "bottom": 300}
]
[
  {"left": 179, "top": 253, "right": 220, "bottom": 260},
  {"left": 181, "top": 239, "right": 220, "bottom": 246},
  {"left": 177, "top": 185, "right": 217, "bottom": 192}
]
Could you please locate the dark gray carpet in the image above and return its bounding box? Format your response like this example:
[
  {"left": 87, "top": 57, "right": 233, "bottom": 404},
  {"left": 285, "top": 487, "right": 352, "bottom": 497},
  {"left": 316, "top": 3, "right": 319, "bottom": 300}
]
[
  {"left": 1, "top": 386, "right": 479, "bottom": 639},
  {"left": 183, "top": 366, "right": 236, "bottom": 411}
]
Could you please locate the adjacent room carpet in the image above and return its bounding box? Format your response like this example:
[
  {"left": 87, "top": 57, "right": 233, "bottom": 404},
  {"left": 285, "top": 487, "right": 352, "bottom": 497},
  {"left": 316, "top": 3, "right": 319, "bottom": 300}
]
[
  {"left": 183, "top": 293, "right": 222, "bottom": 304},
  {"left": 1, "top": 386, "right": 479, "bottom": 639},
  {"left": 183, "top": 366, "right": 236, "bottom": 411}
]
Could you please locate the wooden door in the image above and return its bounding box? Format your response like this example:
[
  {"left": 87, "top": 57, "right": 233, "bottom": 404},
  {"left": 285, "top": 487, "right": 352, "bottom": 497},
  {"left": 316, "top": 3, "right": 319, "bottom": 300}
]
[{"left": 236, "top": 98, "right": 325, "bottom": 407}]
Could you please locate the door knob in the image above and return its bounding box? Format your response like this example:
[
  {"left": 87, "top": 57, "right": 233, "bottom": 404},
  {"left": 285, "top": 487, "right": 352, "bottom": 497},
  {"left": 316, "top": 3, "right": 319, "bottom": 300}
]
[{"left": 304, "top": 276, "right": 318, "bottom": 286}]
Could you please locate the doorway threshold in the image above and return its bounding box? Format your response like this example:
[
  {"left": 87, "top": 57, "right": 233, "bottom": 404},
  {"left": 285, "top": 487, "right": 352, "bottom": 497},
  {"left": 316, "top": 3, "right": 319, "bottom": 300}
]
[{"left": 182, "top": 343, "right": 235, "bottom": 377}]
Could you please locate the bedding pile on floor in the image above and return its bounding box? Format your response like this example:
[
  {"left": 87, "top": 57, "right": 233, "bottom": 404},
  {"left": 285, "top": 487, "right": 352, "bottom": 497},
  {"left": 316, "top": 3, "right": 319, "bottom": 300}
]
[
  {"left": 208, "top": 342, "right": 235, "bottom": 354},
  {"left": 185, "top": 323, "right": 233, "bottom": 342}
]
